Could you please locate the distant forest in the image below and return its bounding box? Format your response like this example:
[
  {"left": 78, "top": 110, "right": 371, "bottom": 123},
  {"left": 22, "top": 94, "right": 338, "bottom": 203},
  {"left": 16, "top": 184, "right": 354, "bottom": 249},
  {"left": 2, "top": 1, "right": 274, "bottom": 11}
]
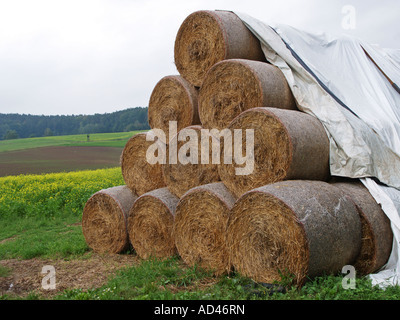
[{"left": 0, "top": 107, "right": 150, "bottom": 140}]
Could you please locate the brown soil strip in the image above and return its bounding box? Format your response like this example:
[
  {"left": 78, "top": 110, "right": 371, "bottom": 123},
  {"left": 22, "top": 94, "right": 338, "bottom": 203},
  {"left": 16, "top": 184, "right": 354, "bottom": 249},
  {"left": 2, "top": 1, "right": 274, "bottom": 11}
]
[
  {"left": 0, "top": 253, "right": 138, "bottom": 298},
  {"left": 0, "top": 146, "right": 123, "bottom": 177}
]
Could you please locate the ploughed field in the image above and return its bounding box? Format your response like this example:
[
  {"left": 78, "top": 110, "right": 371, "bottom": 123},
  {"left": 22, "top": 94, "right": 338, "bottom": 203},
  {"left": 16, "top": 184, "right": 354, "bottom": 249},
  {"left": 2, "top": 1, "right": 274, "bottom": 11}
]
[
  {"left": 0, "top": 146, "right": 123, "bottom": 177},
  {"left": 0, "top": 131, "right": 142, "bottom": 177}
]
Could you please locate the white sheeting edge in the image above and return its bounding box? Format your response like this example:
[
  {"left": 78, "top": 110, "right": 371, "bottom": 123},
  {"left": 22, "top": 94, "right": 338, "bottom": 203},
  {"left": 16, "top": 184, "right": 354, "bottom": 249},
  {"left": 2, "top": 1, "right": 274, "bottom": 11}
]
[
  {"left": 234, "top": 11, "right": 400, "bottom": 288},
  {"left": 361, "top": 178, "right": 400, "bottom": 288}
]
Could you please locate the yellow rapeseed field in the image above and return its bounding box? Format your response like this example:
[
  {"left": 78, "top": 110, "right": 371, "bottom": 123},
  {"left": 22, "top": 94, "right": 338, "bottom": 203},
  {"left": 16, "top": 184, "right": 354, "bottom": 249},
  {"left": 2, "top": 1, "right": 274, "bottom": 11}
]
[{"left": 0, "top": 167, "right": 124, "bottom": 218}]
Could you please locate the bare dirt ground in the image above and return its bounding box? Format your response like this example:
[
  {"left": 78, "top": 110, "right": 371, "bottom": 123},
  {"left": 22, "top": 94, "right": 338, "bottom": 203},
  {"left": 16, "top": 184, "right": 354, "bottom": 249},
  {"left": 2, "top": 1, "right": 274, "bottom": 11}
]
[
  {"left": 0, "top": 146, "right": 123, "bottom": 177},
  {"left": 0, "top": 253, "right": 138, "bottom": 299}
]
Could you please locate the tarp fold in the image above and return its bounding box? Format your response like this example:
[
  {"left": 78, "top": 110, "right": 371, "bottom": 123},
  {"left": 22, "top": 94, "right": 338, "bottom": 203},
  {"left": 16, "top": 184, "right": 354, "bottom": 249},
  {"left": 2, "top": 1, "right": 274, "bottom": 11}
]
[{"left": 234, "top": 11, "right": 400, "bottom": 288}]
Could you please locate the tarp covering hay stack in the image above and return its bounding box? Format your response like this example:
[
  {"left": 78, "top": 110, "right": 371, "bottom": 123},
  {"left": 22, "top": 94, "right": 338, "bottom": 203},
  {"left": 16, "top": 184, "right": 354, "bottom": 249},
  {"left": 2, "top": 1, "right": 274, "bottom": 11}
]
[
  {"left": 81, "top": 9, "right": 394, "bottom": 288},
  {"left": 171, "top": 9, "right": 392, "bottom": 284}
]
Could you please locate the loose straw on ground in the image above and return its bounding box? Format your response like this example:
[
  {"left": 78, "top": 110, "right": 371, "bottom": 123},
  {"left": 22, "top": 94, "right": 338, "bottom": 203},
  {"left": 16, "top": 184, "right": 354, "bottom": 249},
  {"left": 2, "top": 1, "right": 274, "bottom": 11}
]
[
  {"left": 331, "top": 179, "right": 393, "bottom": 275},
  {"left": 121, "top": 131, "right": 166, "bottom": 196},
  {"left": 82, "top": 185, "right": 138, "bottom": 254},
  {"left": 199, "top": 59, "right": 297, "bottom": 129},
  {"left": 226, "top": 180, "right": 362, "bottom": 286},
  {"left": 174, "top": 10, "right": 265, "bottom": 87},
  {"left": 218, "top": 107, "right": 330, "bottom": 198},
  {"left": 162, "top": 125, "right": 220, "bottom": 198},
  {"left": 174, "top": 182, "right": 236, "bottom": 274},
  {"left": 128, "top": 187, "right": 179, "bottom": 259},
  {"left": 148, "top": 75, "right": 200, "bottom": 144}
]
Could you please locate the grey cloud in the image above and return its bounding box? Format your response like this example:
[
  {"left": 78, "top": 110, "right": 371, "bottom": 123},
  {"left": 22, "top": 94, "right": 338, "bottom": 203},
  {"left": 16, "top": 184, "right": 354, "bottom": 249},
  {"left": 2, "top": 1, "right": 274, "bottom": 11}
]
[{"left": 0, "top": 0, "right": 398, "bottom": 115}]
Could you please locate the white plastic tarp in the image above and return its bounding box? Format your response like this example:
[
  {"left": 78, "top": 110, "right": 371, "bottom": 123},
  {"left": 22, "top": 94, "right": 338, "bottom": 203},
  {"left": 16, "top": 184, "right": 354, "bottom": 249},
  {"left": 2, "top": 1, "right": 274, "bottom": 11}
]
[{"left": 234, "top": 11, "right": 400, "bottom": 288}]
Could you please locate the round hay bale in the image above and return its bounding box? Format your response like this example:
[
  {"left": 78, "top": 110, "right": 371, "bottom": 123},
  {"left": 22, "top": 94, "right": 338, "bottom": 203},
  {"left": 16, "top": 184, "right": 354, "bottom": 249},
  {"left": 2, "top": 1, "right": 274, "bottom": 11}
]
[
  {"left": 199, "top": 59, "right": 297, "bottom": 129},
  {"left": 162, "top": 125, "right": 220, "bottom": 198},
  {"left": 226, "top": 180, "right": 362, "bottom": 286},
  {"left": 148, "top": 75, "right": 200, "bottom": 144},
  {"left": 331, "top": 180, "right": 393, "bottom": 275},
  {"left": 218, "top": 107, "right": 330, "bottom": 198},
  {"left": 121, "top": 131, "right": 166, "bottom": 196},
  {"left": 174, "top": 10, "right": 265, "bottom": 87},
  {"left": 128, "top": 187, "right": 179, "bottom": 259},
  {"left": 82, "top": 185, "right": 138, "bottom": 254},
  {"left": 174, "top": 182, "right": 236, "bottom": 274}
]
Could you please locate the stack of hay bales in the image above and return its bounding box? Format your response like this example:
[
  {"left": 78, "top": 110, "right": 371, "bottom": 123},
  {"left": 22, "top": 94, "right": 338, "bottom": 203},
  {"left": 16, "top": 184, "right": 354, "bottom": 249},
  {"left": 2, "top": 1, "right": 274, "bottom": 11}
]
[{"left": 81, "top": 10, "right": 393, "bottom": 287}]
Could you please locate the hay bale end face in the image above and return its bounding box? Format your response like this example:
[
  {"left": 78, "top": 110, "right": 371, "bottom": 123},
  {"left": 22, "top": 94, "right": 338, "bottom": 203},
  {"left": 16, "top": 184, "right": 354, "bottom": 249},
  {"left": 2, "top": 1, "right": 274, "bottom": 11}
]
[
  {"left": 128, "top": 187, "right": 179, "bottom": 259},
  {"left": 226, "top": 180, "right": 362, "bottom": 286},
  {"left": 174, "top": 10, "right": 265, "bottom": 87},
  {"left": 121, "top": 131, "right": 166, "bottom": 196},
  {"left": 174, "top": 182, "right": 237, "bottom": 274},
  {"left": 218, "top": 107, "right": 330, "bottom": 198},
  {"left": 199, "top": 59, "right": 297, "bottom": 129},
  {"left": 148, "top": 75, "right": 200, "bottom": 144},
  {"left": 331, "top": 180, "right": 393, "bottom": 275},
  {"left": 162, "top": 125, "right": 220, "bottom": 198},
  {"left": 82, "top": 185, "right": 138, "bottom": 254}
]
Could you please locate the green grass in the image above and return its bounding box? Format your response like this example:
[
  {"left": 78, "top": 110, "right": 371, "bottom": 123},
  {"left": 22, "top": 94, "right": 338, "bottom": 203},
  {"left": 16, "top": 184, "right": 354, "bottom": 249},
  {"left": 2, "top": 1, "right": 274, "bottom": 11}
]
[
  {"left": 58, "top": 256, "right": 218, "bottom": 300},
  {"left": 55, "top": 257, "right": 400, "bottom": 301},
  {"left": 0, "top": 131, "right": 145, "bottom": 152},
  {"left": 0, "top": 214, "right": 87, "bottom": 260}
]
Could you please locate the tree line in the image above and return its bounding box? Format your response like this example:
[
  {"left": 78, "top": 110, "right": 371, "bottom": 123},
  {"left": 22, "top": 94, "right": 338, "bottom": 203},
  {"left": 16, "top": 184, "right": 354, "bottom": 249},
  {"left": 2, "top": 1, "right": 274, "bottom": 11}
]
[{"left": 0, "top": 107, "right": 150, "bottom": 140}]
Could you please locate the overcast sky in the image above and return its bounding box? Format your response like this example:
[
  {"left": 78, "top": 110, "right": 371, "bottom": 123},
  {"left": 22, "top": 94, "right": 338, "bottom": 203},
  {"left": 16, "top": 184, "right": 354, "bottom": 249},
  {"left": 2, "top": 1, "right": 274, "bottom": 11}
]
[{"left": 0, "top": 0, "right": 398, "bottom": 116}]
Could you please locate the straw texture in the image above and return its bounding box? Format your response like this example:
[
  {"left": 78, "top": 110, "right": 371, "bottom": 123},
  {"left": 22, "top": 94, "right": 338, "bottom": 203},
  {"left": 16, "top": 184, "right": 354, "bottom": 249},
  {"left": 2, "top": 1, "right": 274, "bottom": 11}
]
[
  {"left": 121, "top": 131, "right": 166, "bottom": 196},
  {"left": 199, "top": 59, "right": 297, "bottom": 129},
  {"left": 148, "top": 75, "right": 200, "bottom": 144},
  {"left": 174, "top": 10, "right": 265, "bottom": 87},
  {"left": 226, "top": 180, "right": 362, "bottom": 286},
  {"left": 218, "top": 107, "right": 330, "bottom": 198},
  {"left": 82, "top": 185, "right": 138, "bottom": 254},
  {"left": 128, "top": 187, "right": 179, "bottom": 259},
  {"left": 331, "top": 179, "right": 393, "bottom": 275},
  {"left": 162, "top": 125, "right": 220, "bottom": 198},
  {"left": 174, "top": 182, "right": 236, "bottom": 274}
]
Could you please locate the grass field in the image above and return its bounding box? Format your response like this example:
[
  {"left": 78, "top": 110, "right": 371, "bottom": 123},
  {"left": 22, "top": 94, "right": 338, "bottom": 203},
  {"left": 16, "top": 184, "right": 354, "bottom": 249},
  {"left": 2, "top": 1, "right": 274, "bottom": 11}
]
[
  {"left": 1, "top": 167, "right": 400, "bottom": 300},
  {"left": 0, "top": 131, "right": 144, "bottom": 153}
]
